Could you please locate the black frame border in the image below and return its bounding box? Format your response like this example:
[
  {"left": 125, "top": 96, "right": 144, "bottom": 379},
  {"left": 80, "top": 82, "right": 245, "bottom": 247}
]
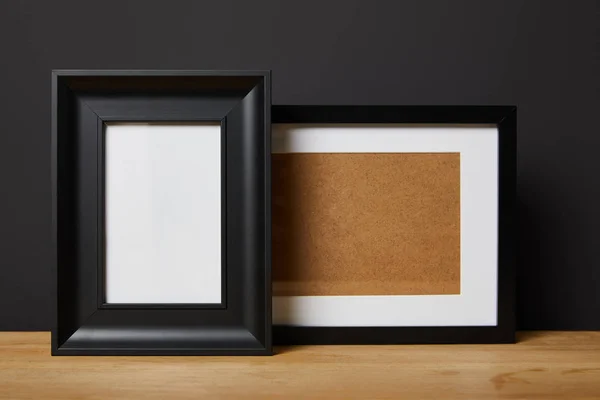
[
  {"left": 52, "top": 70, "right": 272, "bottom": 355},
  {"left": 272, "top": 105, "right": 516, "bottom": 345}
]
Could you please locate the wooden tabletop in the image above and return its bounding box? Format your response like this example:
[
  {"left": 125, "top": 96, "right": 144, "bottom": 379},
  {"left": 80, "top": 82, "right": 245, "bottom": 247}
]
[{"left": 0, "top": 332, "right": 599, "bottom": 399}]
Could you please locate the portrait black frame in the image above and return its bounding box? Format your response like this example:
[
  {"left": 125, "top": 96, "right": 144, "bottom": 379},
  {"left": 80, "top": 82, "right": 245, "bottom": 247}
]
[{"left": 51, "top": 70, "right": 271, "bottom": 355}]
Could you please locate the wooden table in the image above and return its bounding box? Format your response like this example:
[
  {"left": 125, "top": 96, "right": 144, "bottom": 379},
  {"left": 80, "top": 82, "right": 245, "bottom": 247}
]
[{"left": 1, "top": 332, "right": 599, "bottom": 399}]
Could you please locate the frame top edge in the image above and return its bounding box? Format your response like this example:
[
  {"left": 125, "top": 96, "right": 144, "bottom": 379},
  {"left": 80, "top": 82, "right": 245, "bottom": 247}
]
[
  {"left": 51, "top": 70, "right": 271, "bottom": 77},
  {"left": 271, "top": 105, "right": 517, "bottom": 124}
]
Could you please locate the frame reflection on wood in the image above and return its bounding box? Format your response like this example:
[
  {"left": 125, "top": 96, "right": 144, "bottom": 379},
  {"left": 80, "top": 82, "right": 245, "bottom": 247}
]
[
  {"left": 52, "top": 70, "right": 271, "bottom": 355},
  {"left": 272, "top": 106, "right": 516, "bottom": 345}
]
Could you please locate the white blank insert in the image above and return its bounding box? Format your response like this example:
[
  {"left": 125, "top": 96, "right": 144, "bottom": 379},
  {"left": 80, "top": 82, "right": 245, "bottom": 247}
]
[{"left": 105, "top": 124, "right": 222, "bottom": 304}]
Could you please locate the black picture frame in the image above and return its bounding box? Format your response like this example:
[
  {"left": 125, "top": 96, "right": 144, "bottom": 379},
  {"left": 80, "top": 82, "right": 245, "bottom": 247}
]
[
  {"left": 272, "top": 105, "right": 516, "bottom": 345},
  {"left": 51, "top": 70, "right": 271, "bottom": 355}
]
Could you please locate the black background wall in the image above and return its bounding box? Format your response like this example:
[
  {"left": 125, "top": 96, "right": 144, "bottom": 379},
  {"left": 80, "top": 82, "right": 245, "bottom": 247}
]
[{"left": 0, "top": 0, "right": 598, "bottom": 331}]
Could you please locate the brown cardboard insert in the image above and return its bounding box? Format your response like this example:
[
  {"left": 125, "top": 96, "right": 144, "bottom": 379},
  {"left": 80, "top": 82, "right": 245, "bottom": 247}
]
[{"left": 273, "top": 153, "right": 461, "bottom": 296}]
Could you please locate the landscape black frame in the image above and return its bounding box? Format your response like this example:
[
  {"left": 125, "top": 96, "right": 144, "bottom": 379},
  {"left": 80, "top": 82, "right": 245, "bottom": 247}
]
[
  {"left": 272, "top": 105, "right": 516, "bottom": 345},
  {"left": 51, "top": 70, "right": 271, "bottom": 355}
]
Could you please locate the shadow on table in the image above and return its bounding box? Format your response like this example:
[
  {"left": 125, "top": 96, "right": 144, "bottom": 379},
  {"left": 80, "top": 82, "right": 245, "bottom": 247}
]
[
  {"left": 516, "top": 331, "right": 551, "bottom": 343},
  {"left": 273, "top": 346, "right": 309, "bottom": 355}
]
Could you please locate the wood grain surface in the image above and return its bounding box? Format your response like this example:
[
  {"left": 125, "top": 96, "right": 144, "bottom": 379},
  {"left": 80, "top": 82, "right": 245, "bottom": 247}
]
[{"left": 1, "top": 332, "right": 599, "bottom": 399}]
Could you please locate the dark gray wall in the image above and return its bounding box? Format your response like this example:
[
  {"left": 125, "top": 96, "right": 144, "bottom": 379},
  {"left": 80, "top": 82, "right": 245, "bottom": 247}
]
[{"left": 0, "top": 0, "right": 598, "bottom": 330}]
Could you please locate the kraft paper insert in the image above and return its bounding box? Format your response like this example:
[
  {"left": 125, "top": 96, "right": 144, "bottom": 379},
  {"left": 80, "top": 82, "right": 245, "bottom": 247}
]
[{"left": 273, "top": 153, "right": 461, "bottom": 296}]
